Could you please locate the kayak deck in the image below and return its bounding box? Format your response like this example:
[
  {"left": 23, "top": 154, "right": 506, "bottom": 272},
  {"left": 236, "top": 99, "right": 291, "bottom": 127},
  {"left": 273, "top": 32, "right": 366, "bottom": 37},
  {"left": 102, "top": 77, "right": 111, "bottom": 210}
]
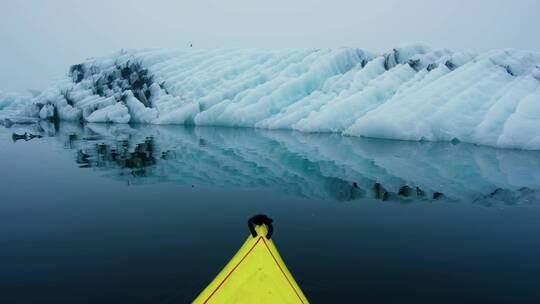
[{"left": 193, "top": 223, "right": 308, "bottom": 303}]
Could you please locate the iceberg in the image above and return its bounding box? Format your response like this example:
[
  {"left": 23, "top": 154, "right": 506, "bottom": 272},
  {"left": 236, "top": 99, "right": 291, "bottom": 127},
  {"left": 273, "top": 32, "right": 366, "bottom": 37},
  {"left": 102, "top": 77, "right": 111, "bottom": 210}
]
[{"left": 2, "top": 44, "right": 540, "bottom": 150}]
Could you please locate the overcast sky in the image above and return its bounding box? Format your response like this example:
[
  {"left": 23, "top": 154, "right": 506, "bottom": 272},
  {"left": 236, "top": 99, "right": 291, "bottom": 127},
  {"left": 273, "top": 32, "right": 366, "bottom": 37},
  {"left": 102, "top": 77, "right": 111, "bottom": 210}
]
[{"left": 1, "top": 0, "right": 539, "bottom": 92}]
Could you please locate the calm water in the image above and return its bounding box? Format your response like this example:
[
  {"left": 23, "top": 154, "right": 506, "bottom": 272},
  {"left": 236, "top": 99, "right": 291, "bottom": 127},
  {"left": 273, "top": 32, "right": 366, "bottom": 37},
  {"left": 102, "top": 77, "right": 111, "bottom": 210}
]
[{"left": 1, "top": 121, "right": 540, "bottom": 303}]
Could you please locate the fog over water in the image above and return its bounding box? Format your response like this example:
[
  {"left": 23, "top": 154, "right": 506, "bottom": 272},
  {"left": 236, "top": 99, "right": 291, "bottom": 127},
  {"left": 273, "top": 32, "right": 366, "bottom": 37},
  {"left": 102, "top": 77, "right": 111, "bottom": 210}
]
[{"left": 1, "top": 0, "right": 540, "bottom": 91}]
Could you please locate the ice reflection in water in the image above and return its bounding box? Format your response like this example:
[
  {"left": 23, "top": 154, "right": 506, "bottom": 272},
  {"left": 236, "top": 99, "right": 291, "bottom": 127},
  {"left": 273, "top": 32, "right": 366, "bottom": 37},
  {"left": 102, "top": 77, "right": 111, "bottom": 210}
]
[{"left": 15, "top": 121, "right": 540, "bottom": 205}]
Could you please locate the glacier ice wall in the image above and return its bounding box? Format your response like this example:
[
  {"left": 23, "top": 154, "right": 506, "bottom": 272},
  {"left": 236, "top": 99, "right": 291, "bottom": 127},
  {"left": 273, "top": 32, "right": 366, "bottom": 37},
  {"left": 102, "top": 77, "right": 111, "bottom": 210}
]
[{"left": 2, "top": 44, "right": 540, "bottom": 150}]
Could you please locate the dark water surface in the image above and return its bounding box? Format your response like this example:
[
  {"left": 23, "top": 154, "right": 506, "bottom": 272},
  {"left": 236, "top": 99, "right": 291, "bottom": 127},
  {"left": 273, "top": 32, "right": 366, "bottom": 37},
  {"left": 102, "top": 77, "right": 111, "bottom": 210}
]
[{"left": 1, "top": 122, "right": 539, "bottom": 303}]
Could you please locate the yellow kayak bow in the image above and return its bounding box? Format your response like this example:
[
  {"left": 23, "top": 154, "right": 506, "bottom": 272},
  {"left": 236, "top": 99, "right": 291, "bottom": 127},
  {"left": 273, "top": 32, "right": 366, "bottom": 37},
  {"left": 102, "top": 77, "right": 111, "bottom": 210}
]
[{"left": 193, "top": 215, "right": 309, "bottom": 303}]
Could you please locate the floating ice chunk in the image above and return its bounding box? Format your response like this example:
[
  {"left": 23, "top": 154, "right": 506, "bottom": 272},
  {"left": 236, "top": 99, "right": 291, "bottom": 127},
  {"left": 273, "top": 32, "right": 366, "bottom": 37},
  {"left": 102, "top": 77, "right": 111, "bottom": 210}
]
[
  {"left": 2, "top": 46, "right": 540, "bottom": 150},
  {"left": 124, "top": 91, "right": 158, "bottom": 123},
  {"left": 0, "top": 92, "right": 33, "bottom": 112},
  {"left": 57, "top": 104, "right": 82, "bottom": 121},
  {"left": 86, "top": 103, "right": 130, "bottom": 123},
  {"left": 39, "top": 104, "right": 55, "bottom": 120},
  {"left": 155, "top": 102, "right": 199, "bottom": 125},
  {"left": 498, "top": 87, "right": 540, "bottom": 149}
]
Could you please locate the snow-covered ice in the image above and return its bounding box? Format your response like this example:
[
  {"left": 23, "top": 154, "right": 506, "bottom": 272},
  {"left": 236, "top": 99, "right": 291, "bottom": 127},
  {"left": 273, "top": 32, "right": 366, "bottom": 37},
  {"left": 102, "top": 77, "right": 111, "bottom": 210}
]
[{"left": 2, "top": 44, "right": 540, "bottom": 150}]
